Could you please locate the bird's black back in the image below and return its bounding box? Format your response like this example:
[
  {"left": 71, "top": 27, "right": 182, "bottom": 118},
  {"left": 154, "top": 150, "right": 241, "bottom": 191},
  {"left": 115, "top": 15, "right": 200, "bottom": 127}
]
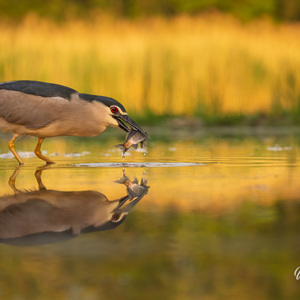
[
  {"left": 0, "top": 80, "right": 78, "bottom": 100},
  {"left": 0, "top": 81, "right": 126, "bottom": 111}
]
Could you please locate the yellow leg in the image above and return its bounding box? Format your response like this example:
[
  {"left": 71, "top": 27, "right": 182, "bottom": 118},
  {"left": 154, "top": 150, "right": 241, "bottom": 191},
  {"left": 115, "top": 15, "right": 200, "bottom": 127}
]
[
  {"left": 34, "top": 138, "right": 55, "bottom": 164},
  {"left": 8, "top": 134, "right": 24, "bottom": 165}
]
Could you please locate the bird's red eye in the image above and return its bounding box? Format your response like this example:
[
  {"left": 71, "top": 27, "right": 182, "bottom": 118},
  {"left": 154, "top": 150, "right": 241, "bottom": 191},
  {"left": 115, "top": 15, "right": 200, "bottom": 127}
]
[
  {"left": 112, "top": 213, "right": 120, "bottom": 222},
  {"left": 110, "top": 106, "right": 118, "bottom": 114}
]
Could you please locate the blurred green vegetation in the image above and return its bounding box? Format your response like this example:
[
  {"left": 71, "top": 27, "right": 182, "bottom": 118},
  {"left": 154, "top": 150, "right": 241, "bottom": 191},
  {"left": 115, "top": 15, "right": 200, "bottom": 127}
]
[{"left": 0, "top": 0, "right": 300, "bottom": 21}]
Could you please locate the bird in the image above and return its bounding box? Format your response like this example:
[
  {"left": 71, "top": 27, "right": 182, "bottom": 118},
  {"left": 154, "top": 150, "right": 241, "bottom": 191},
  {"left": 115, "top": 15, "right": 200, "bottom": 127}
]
[{"left": 0, "top": 80, "right": 147, "bottom": 165}]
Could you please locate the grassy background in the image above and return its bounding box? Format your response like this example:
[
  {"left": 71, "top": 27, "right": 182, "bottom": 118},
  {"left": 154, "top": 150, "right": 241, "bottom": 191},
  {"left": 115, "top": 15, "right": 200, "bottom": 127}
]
[
  {"left": 0, "top": 0, "right": 299, "bottom": 21},
  {"left": 0, "top": 14, "right": 300, "bottom": 125}
]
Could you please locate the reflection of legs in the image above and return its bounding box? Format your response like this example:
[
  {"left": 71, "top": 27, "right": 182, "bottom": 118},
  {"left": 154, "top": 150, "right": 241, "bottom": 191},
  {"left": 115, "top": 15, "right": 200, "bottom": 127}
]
[
  {"left": 8, "top": 166, "right": 22, "bottom": 193},
  {"left": 35, "top": 169, "right": 47, "bottom": 190},
  {"left": 34, "top": 138, "right": 54, "bottom": 164},
  {"left": 8, "top": 134, "right": 24, "bottom": 165}
]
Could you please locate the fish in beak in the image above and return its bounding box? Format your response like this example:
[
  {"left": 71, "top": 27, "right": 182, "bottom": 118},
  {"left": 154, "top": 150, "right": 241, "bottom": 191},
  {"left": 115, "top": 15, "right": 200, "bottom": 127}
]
[{"left": 114, "top": 114, "right": 148, "bottom": 138}]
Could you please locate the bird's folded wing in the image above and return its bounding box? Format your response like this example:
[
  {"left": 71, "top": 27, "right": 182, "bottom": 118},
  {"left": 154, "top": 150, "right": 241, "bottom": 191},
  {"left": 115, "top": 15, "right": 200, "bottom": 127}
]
[{"left": 0, "top": 80, "right": 78, "bottom": 129}]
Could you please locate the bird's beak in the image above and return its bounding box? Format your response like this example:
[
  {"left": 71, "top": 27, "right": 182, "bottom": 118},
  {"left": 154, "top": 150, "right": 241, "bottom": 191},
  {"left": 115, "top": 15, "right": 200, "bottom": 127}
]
[{"left": 114, "top": 114, "right": 147, "bottom": 136}]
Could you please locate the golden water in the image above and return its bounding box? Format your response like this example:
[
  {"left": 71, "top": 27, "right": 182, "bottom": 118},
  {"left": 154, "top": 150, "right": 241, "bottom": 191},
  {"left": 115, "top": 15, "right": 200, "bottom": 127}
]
[{"left": 0, "top": 128, "right": 299, "bottom": 299}]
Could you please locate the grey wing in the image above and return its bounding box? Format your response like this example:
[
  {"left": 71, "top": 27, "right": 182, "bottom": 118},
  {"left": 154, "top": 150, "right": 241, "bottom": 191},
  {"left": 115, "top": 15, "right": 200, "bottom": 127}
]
[{"left": 0, "top": 89, "right": 68, "bottom": 129}]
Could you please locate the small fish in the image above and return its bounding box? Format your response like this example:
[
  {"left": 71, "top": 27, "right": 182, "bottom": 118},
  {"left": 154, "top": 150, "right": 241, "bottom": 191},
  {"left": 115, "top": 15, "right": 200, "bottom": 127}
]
[{"left": 114, "top": 129, "right": 148, "bottom": 157}]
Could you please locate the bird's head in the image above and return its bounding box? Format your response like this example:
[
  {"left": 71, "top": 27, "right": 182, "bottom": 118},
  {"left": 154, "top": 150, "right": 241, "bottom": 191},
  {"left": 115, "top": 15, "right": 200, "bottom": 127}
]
[
  {"left": 107, "top": 103, "right": 145, "bottom": 134},
  {"left": 80, "top": 93, "right": 147, "bottom": 136}
]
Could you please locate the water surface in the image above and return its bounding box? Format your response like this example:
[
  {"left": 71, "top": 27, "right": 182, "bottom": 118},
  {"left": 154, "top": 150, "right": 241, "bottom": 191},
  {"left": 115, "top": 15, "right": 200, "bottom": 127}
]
[{"left": 0, "top": 127, "right": 299, "bottom": 300}]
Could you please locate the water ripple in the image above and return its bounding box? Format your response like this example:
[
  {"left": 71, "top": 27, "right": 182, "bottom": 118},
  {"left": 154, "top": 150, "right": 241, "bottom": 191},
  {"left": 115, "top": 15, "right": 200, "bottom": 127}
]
[{"left": 75, "top": 162, "right": 204, "bottom": 168}]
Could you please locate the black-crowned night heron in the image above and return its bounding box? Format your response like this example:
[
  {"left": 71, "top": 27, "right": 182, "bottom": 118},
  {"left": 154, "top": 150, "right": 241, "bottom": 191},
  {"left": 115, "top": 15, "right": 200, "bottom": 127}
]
[{"left": 0, "top": 80, "right": 147, "bottom": 165}]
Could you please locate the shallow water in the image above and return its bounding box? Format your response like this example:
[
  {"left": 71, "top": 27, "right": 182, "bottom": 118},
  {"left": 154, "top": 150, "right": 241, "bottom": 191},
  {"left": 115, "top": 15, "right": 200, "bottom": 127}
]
[{"left": 0, "top": 127, "right": 299, "bottom": 300}]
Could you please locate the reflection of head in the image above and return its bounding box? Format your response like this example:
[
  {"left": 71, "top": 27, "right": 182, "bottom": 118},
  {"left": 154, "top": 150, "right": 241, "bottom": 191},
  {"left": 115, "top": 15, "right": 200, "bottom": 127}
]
[{"left": 82, "top": 213, "right": 128, "bottom": 234}]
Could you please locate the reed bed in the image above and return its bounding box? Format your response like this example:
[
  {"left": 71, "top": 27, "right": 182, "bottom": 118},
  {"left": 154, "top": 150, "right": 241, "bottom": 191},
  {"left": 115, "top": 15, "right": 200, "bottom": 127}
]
[{"left": 0, "top": 14, "right": 300, "bottom": 122}]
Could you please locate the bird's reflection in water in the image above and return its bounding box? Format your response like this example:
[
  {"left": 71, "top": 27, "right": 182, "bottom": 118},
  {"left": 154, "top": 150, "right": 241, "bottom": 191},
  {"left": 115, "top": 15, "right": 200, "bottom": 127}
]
[{"left": 0, "top": 167, "right": 149, "bottom": 246}]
